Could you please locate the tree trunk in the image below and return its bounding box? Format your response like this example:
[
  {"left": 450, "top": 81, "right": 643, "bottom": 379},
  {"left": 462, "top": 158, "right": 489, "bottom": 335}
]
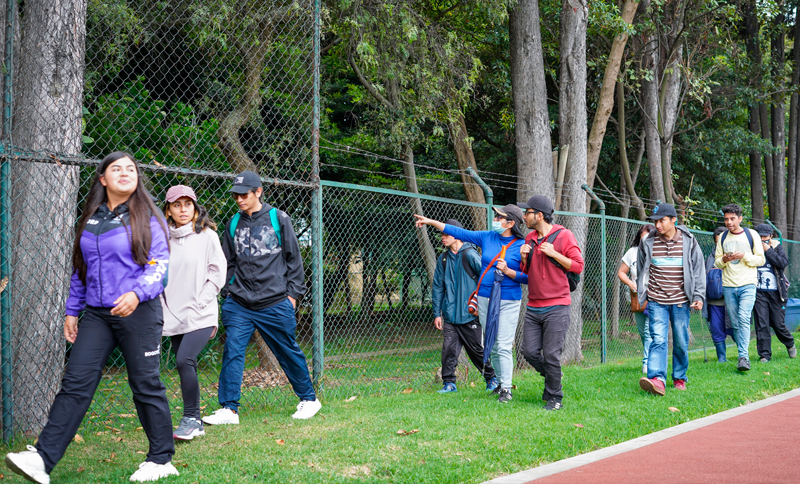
[
  {"left": 641, "top": 35, "right": 665, "bottom": 205},
  {"left": 749, "top": 105, "right": 766, "bottom": 224},
  {"left": 762, "top": 103, "right": 775, "bottom": 214},
  {"left": 585, "top": 0, "right": 640, "bottom": 188},
  {"left": 771, "top": 17, "right": 787, "bottom": 232},
  {"left": 618, "top": 82, "right": 647, "bottom": 219},
  {"left": 658, "top": 56, "right": 682, "bottom": 207},
  {"left": 10, "top": 0, "right": 87, "bottom": 435},
  {"left": 403, "top": 143, "right": 438, "bottom": 283},
  {"left": 509, "top": 0, "right": 555, "bottom": 202},
  {"left": 449, "top": 115, "right": 487, "bottom": 229},
  {"left": 558, "top": 0, "right": 588, "bottom": 364}
]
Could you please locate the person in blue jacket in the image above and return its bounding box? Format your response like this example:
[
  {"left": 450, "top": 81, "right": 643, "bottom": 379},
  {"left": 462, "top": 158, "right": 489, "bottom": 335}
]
[
  {"left": 5, "top": 152, "right": 177, "bottom": 484},
  {"left": 431, "top": 219, "right": 498, "bottom": 393},
  {"left": 415, "top": 205, "right": 527, "bottom": 403}
]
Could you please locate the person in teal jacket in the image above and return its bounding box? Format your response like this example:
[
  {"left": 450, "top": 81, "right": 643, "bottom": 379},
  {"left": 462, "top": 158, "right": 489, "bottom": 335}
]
[{"left": 431, "top": 219, "right": 498, "bottom": 393}]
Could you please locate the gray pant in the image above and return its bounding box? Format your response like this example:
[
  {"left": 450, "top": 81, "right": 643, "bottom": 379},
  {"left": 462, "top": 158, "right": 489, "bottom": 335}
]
[
  {"left": 477, "top": 296, "right": 521, "bottom": 390},
  {"left": 521, "top": 305, "right": 570, "bottom": 401}
]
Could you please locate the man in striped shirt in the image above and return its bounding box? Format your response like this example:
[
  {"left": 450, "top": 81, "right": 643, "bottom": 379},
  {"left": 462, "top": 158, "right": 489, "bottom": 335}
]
[{"left": 636, "top": 203, "right": 706, "bottom": 396}]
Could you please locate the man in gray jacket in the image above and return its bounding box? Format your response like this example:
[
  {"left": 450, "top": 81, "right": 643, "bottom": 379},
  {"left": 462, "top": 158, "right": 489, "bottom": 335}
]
[
  {"left": 636, "top": 203, "right": 705, "bottom": 396},
  {"left": 432, "top": 219, "right": 498, "bottom": 393}
]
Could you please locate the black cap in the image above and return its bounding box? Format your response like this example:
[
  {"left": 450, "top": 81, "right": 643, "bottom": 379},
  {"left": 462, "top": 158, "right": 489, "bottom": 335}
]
[
  {"left": 492, "top": 204, "right": 524, "bottom": 227},
  {"left": 647, "top": 203, "right": 678, "bottom": 220},
  {"left": 231, "top": 171, "right": 262, "bottom": 194},
  {"left": 441, "top": 219, "right": 464, "bottom": 232},
  {"left": 518, "top": 195, "right": 554, "bottom": 215},
  {"left": 755, "top": 224, "right": 774, "bottom": 237}
]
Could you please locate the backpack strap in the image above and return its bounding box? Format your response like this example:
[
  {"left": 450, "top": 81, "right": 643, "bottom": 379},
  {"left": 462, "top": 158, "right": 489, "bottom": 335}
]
[
  {"left": 545, "top": 229, "right": 568, "bottom": 272},
  {"left": 722, "top": 229, "right": 754, "bottom": 254},
  {"left": 229, "top": 212, "right": 241, "bottom": 239},
  {"left": 269, "top": 207, "right": 282, "bottom": 246},
  {"left": 460, "top": 246, "right": 479, "bottom": 283}
]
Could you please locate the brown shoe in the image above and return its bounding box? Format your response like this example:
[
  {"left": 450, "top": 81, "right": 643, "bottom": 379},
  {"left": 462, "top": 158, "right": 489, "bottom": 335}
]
[{"left": 639, "top": 376, "right": 666, "bottom": 396}]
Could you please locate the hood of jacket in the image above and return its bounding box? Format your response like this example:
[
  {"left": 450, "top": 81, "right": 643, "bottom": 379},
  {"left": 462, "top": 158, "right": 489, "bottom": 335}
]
[{"left": 431, "top": 242, "right": 481, "bottom": 325}]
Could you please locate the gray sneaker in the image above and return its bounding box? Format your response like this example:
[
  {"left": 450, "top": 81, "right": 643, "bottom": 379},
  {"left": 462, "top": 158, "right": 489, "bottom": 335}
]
[
  {"left": 173, "top": 417, "right": 205, "bottom": 441},
  {"left": 737, "top": 357, "right": 751, "bottom": 372},
  {"left": 789, "top": 346, "right": 797, "bottom": 359},
  {"left": 498, "top": 388, "right": 513, "bottom": 403}
]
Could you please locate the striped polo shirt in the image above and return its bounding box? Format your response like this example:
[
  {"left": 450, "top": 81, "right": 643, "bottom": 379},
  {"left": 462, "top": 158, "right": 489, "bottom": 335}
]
[{"left": 648, "top": 230, "right": 689, "bottom": 305}]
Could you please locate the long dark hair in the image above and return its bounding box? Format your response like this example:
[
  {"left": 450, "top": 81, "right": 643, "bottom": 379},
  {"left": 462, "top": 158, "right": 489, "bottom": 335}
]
[
  {"left": 72, "top": 152, "right": 169, "bottom": 283},
  {"left": 163, "top": 199, "right": 218, "bottom": 233},
  {"left": 631, "top": 224, "right": 656, "bottom": 248}
]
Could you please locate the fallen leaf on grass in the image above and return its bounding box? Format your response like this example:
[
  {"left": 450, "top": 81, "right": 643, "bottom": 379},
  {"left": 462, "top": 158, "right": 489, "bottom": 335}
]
[
  {"left": 76, "top": 467, "right": 84, "bottom": 473},
  {"left": 396, "top": 429, "right": 419, "bottom": 436},
  {"left": 118, "top": 414, "right": 135, "bottom": 418},
  {"left": 173, "top": 461, "right": 189, "bottom": 468},
  {"left": 95, "top": 432, "right": 104, "bottom": 436},
  {"left": 668, "top": 407, "right": 680, "bottom": 412},
  {"left": 135, "top": 427, "right": 143, "bottom": 431},
  {"left": 470, "top": 382, "right": 475, "bottom": 388},
  {"left": 511, "top": 385, "right": 518, "bottom": 390},
  {"left": 574, "top": 423, "right": 584, "bottom": 428},
  {"left": 114, "top": 437, "right": 123, "bottom": 443},
  {"left": 345, "top": 396, "right": 357, "bottom": 402},
  {"left": 99, "top": 452, "right": 117, "bottom": 463},
  {"left": 401, "top": 388, "right": 413, "bottom": 394},
  {"left": 764, "top": 372, "right": 770, "bottom": 375},
  {"left": 276, "top": 439, "right": 285, "bottom": 445},
  {"left": 136, "top": 451, "right": 146, "bottom": 455},
  {"left": 73, "top": 434, "right": 84, "bottom": 443}
]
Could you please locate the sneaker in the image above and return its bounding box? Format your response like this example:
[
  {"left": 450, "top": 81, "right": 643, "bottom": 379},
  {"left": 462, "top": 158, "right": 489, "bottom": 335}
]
[
  {"left": 292, "top": 399, "right": 322, "bottom": 420},
  {"left": 544, "top": 398, "right": 563, "bottom": 411},
  {"left": 5, "top": 445, "right": 49, "bottom": 484},
  {"left": 129, "top": 461, "right": 179, "bottom": 482},
  {"left": 737, "top": 357, "right": 751, "bottom": 372},
  {"left": 173, "top": 417, "right": 205, "bottom": 441},
  {"left": 437, "top": 382, "right": 457, "bottom": 393},
  {"left": 497, "top": 388, "right": 513, "bottom": 403},
  {"left": 485, "top": 377, "right": 499, "bottom": 392},
  {"left": 789, "top": 346, "right": 797, "bottom": 359},
  {"left": 492, "top": 384, "right": 502, "bottom": 395},
  {"left": 201, "top": 408, "right": 239, "bottom": 425},
  {"left": 673, "top": 379, "right": 686, "bottom": 390},
  {"left": 639, "top": 377, "right": 666, "bottom": 396},
  {"left": 759, "top": 357, "right": 769, "bottom": 364}
]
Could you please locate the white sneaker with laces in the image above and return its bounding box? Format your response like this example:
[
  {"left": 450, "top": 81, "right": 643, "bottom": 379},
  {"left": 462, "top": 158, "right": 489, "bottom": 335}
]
[
  {"left": 5, "top": 445, "right": 49, "bottom": 484},
  {"left": 201, "top": 408, "right": 239, "bottom": 425},
  {"left": 129, "top": 461, "right": 179, "bottom": 482},
  {"left": 292, "top": 399, "right": 322, "bottom": 419}
]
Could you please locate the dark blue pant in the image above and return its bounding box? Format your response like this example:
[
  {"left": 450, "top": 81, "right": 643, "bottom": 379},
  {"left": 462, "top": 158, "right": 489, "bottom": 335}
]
[
  {"left": 218, "top": 297, "right": 315, "bottom": 411},
  {"left": 36, "top": 299, "right": 174, "bottom": 473},
  {"left": 707, "top": 304, "right": 733, "bottom": 343}
]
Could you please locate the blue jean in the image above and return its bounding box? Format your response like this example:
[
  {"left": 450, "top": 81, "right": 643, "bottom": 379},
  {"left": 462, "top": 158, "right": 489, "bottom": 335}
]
[
  {"left": 218, "top": 297, "right": 315, "bottom": 411},
  {"left": 723, "top": 285, "right": 757, "bottom": 360},
  {"left": 477, "top": 296, "right": 521, "bottom": 389},
  {"left": 634, "top": 311, "right": 651, "bottom": 367},
  {"left": 647, "top": 301, "right": 690, "bottom": 384}
]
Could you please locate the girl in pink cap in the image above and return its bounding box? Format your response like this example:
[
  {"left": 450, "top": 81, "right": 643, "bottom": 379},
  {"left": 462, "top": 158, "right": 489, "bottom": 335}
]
[{"left": 161, "top": 185, "right": 226, "bottom": 440}]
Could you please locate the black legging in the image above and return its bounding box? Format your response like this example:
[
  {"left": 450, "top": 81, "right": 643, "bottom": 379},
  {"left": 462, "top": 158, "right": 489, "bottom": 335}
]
[{"left": 170, "top": 327, "right": 215, "bottom": 419}]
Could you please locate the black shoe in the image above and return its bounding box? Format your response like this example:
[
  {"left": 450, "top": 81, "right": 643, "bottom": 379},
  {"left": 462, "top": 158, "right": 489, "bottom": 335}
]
[
  {"left": 737, "top": 357, "right": 751, "bottom": 371},
  {"left": 544, "top": 398, "right": 563, "bottom": 411},
  {"left": 492, "top": 384, "right": 502, "bottom": 395},
  {"left": 498, "top": 388, "right": 512, "bottom": 403}
]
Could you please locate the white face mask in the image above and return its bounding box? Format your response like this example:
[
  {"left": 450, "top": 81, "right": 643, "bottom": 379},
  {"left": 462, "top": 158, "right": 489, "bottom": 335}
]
[{"left": 491, "top": 220, "right": 507, "bottom": 234}]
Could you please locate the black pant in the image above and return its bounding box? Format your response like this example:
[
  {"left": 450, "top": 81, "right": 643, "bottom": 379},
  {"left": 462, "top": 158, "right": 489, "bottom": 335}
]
[
  {"left": 36, "top": 299, "right": 174, "bottom": 473},
  {"left": 521, "top": 306, "right": 570, "bottom": 401},
  {"left": 753, "top": 290, "right": 795, "bottom": 360},
  {"left": 441, "top": 320, "right": 496, "bottom": 383},
  {"left": 171, "top": 327, "right": 215, "bottom": 419}
]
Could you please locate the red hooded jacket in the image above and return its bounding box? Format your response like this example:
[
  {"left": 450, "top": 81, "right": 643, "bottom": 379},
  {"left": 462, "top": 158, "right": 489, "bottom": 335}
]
[{"left": 519, "top": 224, "right": 584, "bottom": 307}]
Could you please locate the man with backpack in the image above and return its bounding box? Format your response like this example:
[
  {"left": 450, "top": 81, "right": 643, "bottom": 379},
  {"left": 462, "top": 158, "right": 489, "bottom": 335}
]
[
  {"left": 203, "top": 171, "right": 321, "bottom": 424},
  {"left": 431, "top": 219, "right": 498, "bottom": 393},
  {"left": 637, "top": 203, "right": 705, "bottom": 396},
  {"left": 704, "top": 226, "right": 734, "bottom": 362},
  {"left": 517, "top": 196, "right": 584, "bottom": 411},
  {"left": 715, "top": 204, "right": 765, "bottom": 372},
  {"left": 752, "top": 224, "right": 796, "bottom": 363}
]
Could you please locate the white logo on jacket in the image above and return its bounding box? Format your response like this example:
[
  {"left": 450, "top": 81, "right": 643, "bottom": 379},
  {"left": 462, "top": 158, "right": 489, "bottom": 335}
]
[{"left": 144, "top": 260, "right": 169, "bottom": 285}]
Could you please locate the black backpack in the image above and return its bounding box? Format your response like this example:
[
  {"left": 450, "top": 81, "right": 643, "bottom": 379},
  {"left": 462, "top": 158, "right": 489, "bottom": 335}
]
[
  {"left": 544, "top": 229, "right": 580, "bottom": 292},
  {"left": 441, "top": 246, "right": 479, "bottom": 283}
]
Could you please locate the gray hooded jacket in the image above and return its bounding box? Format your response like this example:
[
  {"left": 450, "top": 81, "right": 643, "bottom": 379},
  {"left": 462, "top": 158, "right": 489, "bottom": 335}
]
[{"left": 636, "top": 225, "right": 706, "bottom": 307}]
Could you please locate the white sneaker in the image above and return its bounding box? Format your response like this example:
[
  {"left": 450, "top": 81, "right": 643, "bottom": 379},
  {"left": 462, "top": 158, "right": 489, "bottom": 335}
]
[
  {"left": 129, "top": 461, "right": 179, "bottom": 482},
  {"left": 201, "top": 408, "right": 239, "bottom": 425},
  {"left": 5, "top": 445, "right": 49, "bottom": 484},
  {"left": 292, "top": 399, "right": 322, "bottom": 420}
]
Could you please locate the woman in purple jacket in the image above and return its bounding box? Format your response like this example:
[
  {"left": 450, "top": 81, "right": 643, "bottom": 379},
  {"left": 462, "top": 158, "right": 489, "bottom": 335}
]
[{"left": 5, "top": 152, "right": 177, "bottom": 484}]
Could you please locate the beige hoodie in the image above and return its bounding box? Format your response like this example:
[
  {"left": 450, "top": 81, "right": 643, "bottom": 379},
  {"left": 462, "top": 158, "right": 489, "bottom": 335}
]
[{"left": 161, "top": 224, "right": 226, "bottom": 337}]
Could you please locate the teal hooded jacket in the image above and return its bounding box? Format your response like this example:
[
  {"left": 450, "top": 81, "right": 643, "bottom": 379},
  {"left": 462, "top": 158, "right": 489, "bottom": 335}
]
[{"left": 432, "top": 243, "right": 481, "bottom": 325}]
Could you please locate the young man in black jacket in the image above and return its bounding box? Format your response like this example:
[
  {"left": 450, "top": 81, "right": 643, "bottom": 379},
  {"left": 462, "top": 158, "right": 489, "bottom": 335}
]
[
  {"left": 203, "top": 171, "right": 321, "bottom": 424},
  {"left": 753, "top": 224, "right": 796, "bottom": 363}
]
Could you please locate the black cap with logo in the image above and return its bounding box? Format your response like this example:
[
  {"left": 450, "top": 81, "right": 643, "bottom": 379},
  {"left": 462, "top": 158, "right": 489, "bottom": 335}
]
[
  {"left": 647, "top": 203, "right": 678, "bottom": 220},
  {"left": 230, "top": 171, "right": 262, "bottom": 194}
]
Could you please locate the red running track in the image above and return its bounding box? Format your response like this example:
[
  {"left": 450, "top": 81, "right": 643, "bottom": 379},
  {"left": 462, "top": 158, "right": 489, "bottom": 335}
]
[{"left": 527, "top": 393, "right": 800, "bottom": 484}]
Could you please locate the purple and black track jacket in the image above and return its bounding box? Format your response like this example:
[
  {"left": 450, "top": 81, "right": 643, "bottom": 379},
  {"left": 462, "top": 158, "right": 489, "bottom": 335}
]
[{"left": 65, "top": 203, "right": 170, "bottom": 316}]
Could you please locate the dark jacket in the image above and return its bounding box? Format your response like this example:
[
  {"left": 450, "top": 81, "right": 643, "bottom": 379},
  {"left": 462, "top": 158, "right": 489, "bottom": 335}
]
[
  {"left": 761, "top": 240, "right": 789, "bottom": 301},
  {"left": 222, "top": 203, "right": 306, "bottom": 310},
  {"left": 66, "top": 203, "right": 170, "bottom": 316},
  {"left": 431, "top": 243, "right": 481, "bottom": 325}
]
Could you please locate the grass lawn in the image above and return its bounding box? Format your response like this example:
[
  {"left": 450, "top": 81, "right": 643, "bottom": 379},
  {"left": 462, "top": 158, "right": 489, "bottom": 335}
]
[{"left": 4, "top": 337, "right": 800, "bottom": 484}]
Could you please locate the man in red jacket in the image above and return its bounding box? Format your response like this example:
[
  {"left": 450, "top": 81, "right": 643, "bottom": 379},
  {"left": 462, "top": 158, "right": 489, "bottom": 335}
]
[{"left": 518, "top": 195, "right": 584, "bottom": 410}]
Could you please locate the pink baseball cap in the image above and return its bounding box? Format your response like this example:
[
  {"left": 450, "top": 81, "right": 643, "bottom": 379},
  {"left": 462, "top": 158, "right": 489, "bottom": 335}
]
[{"left": 165, "top": 185, "right": 197, "bottom": 203}]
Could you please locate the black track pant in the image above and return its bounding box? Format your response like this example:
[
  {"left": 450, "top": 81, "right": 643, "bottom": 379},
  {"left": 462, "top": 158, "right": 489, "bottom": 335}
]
[
  {"left": 521, "top": 305, "right": 570, "bottom": 401},
  {"left": 171, "top": 327, "right": 215, "bottom": 419},
  {"left": 36, "top": 299, "right": 174, "bottom": 473},
  {"left": 441, "top": 320, "right": 496, "bottom": 383},
  {"left": 753, "top": 290, "right": 795, "bottom": 360}
]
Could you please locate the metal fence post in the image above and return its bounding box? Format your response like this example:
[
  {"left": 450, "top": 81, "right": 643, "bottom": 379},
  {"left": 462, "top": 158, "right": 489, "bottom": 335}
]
[
  {"left": 310, "top": 0, "right": 324, "bottom": 391},
  {"left": 466, "top": 167, "right": 493, "bottom": 227},
  {"left": 1, "top": 0, "right": 13, "bottom": 441},
  {"left": 582, "top": 184, "right": 607, "bottom": 363}
]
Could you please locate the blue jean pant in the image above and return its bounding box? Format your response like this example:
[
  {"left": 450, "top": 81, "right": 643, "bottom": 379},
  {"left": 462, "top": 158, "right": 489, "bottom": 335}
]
[
  {"left": 723, "top": 285, "right": 757, "bottom": 360},
  {"left": 477, "top": 296, "right": 521, "bottom": 390},
  {"left": 218, "top": 297, "right": 315, "bottom": 411},
  {"left": 647, "top": 301, "right": 690, "bottom": 384},
  {"left": 634, "top": 311, "right": 651, "bottom": 367}
]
